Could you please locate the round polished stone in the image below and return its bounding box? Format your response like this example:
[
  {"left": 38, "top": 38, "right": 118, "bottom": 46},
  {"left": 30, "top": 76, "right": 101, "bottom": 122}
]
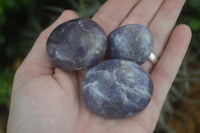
[
  {"left": 46, "top": 18, "right": 107, "bottom": 71},
  {"left": 107, "top": 24, "right": 154, "bottom": 64},
  {"left": 82, "top": 59, "right": 153, "bottom": 119}
]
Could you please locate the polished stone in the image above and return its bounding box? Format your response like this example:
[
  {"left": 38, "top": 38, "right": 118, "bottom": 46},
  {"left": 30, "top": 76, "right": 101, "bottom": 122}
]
[
  {"left": 107, "top": 24, "right": 154, "bottom": 64},
  {"left": 82, "top": 59, "right": 153, "bottom": 119},
  {"left": 46, "top": 18, "right": 107, "bottom": 71}
]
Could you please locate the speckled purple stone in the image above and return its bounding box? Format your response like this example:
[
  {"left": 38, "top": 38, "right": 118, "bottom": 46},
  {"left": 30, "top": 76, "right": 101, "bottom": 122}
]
[
  {"left": 82, "top": 59, "right": 153, "bottom": 119},
  {"left": 107, "top": 24, "right": 154, "bottom": 64},
  {"left": 46, "top": 18, "right": 107, "bottom": 71}
]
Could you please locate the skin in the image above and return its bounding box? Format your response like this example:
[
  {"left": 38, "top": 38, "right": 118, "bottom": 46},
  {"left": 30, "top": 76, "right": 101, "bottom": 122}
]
[{"left": 7, "top": 0, "right": 192, "bottom": 133}]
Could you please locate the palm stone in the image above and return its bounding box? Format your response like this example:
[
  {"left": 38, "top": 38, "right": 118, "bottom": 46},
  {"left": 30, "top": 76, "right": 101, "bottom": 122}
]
[
  {"left": 46, "top": 18, "right": 107, "bottom": 71},
  {"left": 107, "top": 24, "right": 154, "bottom": 64},
  {"left": 82, "top": 59, "right": 153, "bottom": 119}
]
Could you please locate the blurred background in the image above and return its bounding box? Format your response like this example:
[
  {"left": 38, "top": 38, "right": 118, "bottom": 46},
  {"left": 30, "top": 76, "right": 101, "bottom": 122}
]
[{"left": 0, "top": 0, "right": 200, "bottom": 132}]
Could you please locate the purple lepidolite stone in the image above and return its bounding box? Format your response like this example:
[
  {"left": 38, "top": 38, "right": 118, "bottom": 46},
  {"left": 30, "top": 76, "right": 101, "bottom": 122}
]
[
  {"left": 107, "top": 24, "right": 154, "bottom": 64},
  {"left": 46, "top": 18, "right": 107, "bottom": 71},
  {"left": 82, "top": 59, "right": 153, "bottom": 119}
]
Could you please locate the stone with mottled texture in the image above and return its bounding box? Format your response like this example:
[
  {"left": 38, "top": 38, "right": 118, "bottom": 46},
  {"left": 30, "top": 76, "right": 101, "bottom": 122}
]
[
  {"left": 46, "top": 18, "right": 107, "bottom": 71},
  {"left": 82, "top": 59, "right": 153, "bottom": 119},
  {"left": 107, "top": 24, "right": 154, "bottom": 64}
]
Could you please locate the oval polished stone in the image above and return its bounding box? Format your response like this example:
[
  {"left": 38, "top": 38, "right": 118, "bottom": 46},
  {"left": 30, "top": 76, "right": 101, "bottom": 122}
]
[
  {"left": 107, "top": 24, "right": 154, "bottom": 64},
  {"left": 82, "top": 59, "right": 153, "bottom": 119},
  {"left": 46, "top": 18, "right": 107, "bottom": 71}
]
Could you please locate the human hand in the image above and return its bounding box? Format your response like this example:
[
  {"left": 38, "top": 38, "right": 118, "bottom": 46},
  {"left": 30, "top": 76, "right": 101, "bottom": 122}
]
[{"left": 7, "top": 0, "right": 192, "bottom": 133}]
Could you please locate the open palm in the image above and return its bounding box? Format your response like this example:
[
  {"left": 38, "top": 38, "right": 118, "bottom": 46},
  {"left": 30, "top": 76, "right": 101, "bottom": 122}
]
[{"left": 7, "top": 0, "right": 191, "bottom": 133}]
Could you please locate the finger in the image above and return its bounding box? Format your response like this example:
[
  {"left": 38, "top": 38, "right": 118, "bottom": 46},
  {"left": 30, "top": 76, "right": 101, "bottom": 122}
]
[
  {"left": 151, "top": 24, "right": 191, "bottom": 109},
  {"left": 150, "top": 0, "right": 186, "bottom": 56},
  {"left": 16, "top": 10, "right": 78, "bottom": 79},
  {"left": 121, "top": 0, "right": 164, "bottom": 26},
  {"left": 78, "top": 0, "right": 140, "bottom": 77},
  {"left": 142, "top": 0, "right": 186, "bottom": 71},
  {"left": 92, "top": 0, "right": 140, "bottom": 35}
]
